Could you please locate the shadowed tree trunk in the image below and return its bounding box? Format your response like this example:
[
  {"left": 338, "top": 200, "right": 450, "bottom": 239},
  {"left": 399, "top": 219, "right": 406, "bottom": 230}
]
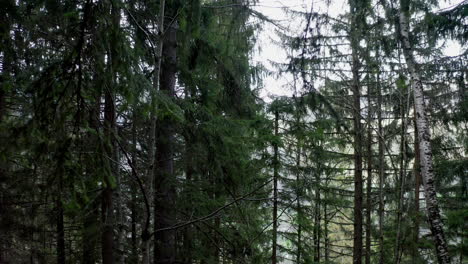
[
  {"left": 394, "top": 87, "right": 408, "bottom": 264},
  {"left": 412, "top": 112, "right": 421, "bottom": 264},
  {"left": 154, "top": 8, "right": 178, "bottom": 264},
  {"left": 349, "top": 0, "right": 364, "bottom": 262},
  {"left": 272, "top": 110, "right": 279, "bottom": 264},
  {"left": 142, "top": 1, "right": 166, "bottom": 263},
  {"left": 377, "top": 58, "right": 385, "bottom": 264},
  {"left": 296, "top": 141, "right": 302, "bottom": 264},
  {"left": 130, "top": 110, "right": 138, "bottom": 264},
  {"left": 56, "top": 166, "right": 65, "bottom": 264},
  {"left": 365, "top": 86, "right": 372, "bottom": 264},
  {"left": 102, "top": 86, "right": 115, "bottom": 264}
]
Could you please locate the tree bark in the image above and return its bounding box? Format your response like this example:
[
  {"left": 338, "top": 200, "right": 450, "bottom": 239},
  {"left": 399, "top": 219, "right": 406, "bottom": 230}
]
[
  {"left": 395, "top": 89, "right": 408, "bottom": 264},
  {"left": 349, "top": 0, "right": 363, "bottom": 262},
  {"left": 365, "top": 88, "right": 372, "bottom": 264},
  {"left": 131, "top": 111, "right": 138, "bottom": 264},
  {"left": 398, "top": 1, "right": 450, "bottom": 263},
  {"left": 296, "top": 143, "right": 302, "bottom": 264},
  {"left": 324, "top": 199, "right": 330, "bottom": 264},
  {"left": 377, "top": 60, "right": 385, "bottom": 264},
  {"left": 142, "top": 1, "right": 165, "bottom": 262},
  {"left": 412, "top": 113, "right": 421, "bottom": 264},
  {"left": 154, "top": 9, "right": 177, "bottom": 264},
  {"left": 102, "top": 87, "right": 115, "bottom": 264},
  {"left": 314, "top": 173, "right": 321, "bottom": 263},
  {"left": 56, "top": 173, "right": 65, "bottom": 264},
  {"left": 272, "top": 110, "right": 279, "bottom": 264}
]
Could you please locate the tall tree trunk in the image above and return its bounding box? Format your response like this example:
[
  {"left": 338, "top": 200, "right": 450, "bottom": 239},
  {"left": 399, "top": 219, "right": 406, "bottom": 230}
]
[
  {"left": 324, "top": 199, "right": 330, "bottom": 264},
  {"left": 349, "top": 0, "right": 363, "bottom": 261},
  {"left": 296, "top": 143, "right": 302, "bottom": 264},
  {"left": 83, "top": 199, "right": 99, "bottom": 264},
  {"left": 0, "top": 11, "right": 12, "bottom": 262},
  {"left": 182, "top": 95, "right": 195, "bottom": 264},
  {"left": 398, "top": 1, "right": 450, "bottom": 263},
  {"left": 102, "top": 87, "right": 115, "bottom": 264},
  {"left": 109, "top": 2, "right": 124, "bottom": 263},
  {"left": 272, "top": 110, "right": 279, "bottom": 264},
  {"left": 365, "top": 89, "right": 372, "bottom": 264},
  {"left": 131, "top": 111, "right": 138, "bottom": 264},
  {"left": 412, "top": 113, "right": 421, "bottom": 264},
  {"left": 182, "top": 142, "right": 193, "bottom": 264},
  {"left": 115, "top": 140, "right": 124, "bottom": 264},
  {"left": 83, "top": 94, "right": 101, "bottom": 264},
  {"left": 395, "top": 89, "right": 407, "bottom": 264},
  {"left": 56, "top": 172, "right": 65, "bottom": 264},
  {"left": 154, "top": 8, "right": 177, "bottom": 264},
  {"left": 143, "top": 1, "right": 165, "bottom": 262},
  {"left": 377, "top": 62, "right": 385, "bottom": 264},
  {"left": 314, "top": 173, "right": 321, "bottom": 263}
]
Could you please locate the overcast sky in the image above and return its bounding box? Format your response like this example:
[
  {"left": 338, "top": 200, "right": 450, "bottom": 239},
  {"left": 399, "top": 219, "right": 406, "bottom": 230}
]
[{"left": 252, "top": 0, "right": 465, "bottom": 100}]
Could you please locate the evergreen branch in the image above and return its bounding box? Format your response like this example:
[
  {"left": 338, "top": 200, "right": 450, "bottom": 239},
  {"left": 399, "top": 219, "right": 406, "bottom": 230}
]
[{"left": 151, "top": 178, "right": 272, "bottom": 235}]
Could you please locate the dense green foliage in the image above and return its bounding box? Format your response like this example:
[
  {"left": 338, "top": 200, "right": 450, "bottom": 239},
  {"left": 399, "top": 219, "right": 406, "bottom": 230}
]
[{"left": 0, "top": 0, "right": 466, "bottom": 263}]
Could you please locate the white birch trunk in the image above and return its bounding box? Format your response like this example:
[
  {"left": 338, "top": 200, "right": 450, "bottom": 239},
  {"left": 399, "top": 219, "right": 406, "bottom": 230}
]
[{"left": 398, "top": 5, "right": 450, "bottom": 264}]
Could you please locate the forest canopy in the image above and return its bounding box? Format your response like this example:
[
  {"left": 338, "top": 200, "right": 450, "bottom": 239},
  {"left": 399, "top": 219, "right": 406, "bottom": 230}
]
[{"left": 0, "top": 0, "right": 466, "bottom": 263}]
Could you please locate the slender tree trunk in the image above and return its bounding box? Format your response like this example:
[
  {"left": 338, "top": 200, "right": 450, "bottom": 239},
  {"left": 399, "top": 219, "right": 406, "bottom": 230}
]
[
  {"left": 109, "top": 3, "right": 124, "bottom": 263},
  {"left": 412, "top": 113, "right": 421, "bottom": 264},
  {"left": 101, "top": 1, "right": 123, "bottom": 262},
  {"left": 115, "top": 140, "right": 124, "bottom": 264},
  {"left": 182, "top": 113, "right": 194, "bottom": 264},
  {"left": 0, "top": 13, "right": 12, "bottom": 262},
  {"left": 143, "top": 1, "right": 165, "bottom": 262},
  {"left": 314, "top": 174, "right": 321, "bottom": 263},
  {"left": 83, "top": 95, "right": 100, "bottom": 264},
  {"left": 102, "top": 87, "right": 115, "bottom": 264},
  {"left": 349, "top": 0, "right": 363, "bottom": 261},
  {"left": 57, "top": 173, "right": 65, "bottom": 264},
  {"left": 154, "top": 8, "right": 177, "bottom": 264},
  {"left": 395, "top": 90, "right": 407, "bottom": 264},
  {"left": 398, "top": 2, "right": 450, "bottom": 263},
  {"left": 324, "top": 200, "right": 330, "bottom": 264},
  {"left": 83, "top": 199, "right": 99, "bottom": 264},
  {"left": 272, "top": 110, "right": 279, "bottom": 264},
  {"left": 365, "top": 90, "right": 372, "bottom": 264},
  {"left": 130, "top": 188, "right": 138, "bottom": 263},
  {"left": 182, "top": 156, "right": 193, "bottom": 264},
  {"left": 296, "top": 143, "right": 302, "bottom": 264},
  {"left": 131, "top": 111, "right": 138, "bottom": 264},
  {"left": 377, "top": 62, "right": 385, "bottom": 264}
]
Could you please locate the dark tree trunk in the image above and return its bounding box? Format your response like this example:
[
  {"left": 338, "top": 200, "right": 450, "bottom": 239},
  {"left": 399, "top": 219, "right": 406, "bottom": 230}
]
[
  {"left": 395, "top": 90, "right": 408, "bottom": 264},
  {"left": 314, "top": 180, "right": 321, "bottom": 263},
  {"left": 57, "top": 175, "right": 65, "bottom": 264},
  {"left": 324, "top": 200, "right": 330, "bottom": 264},
  {"left": 154, "top": 13, "right": 178, "bottom": 264},
  {"left": 272, "top": 110, "right": 279, "bottom": 264},
  {"left": 377, "top": 62, "right": 385, "bottom": 264},
  {"left": 296, "top": 144, "right": 302, "bottom": 264},
  {"left": 365, "top": 89, "right": 372, "bottom": 264},
  {"left": 130, "top": 112, "right": 138, "bottom": 264},
  {"left": 83, "top": 78, "right": 101, "bottom": 264},
  {"left": 182, "top": 124, "right": 194, "bottom": 264},
  {"left": 143, "top": 0, "right": 166, "bottom": 262},
  {"left": 349, "top": 0, "right": 363, "bottom": 261},
  {"left": 102, "top": 87, "right": 116, "bottom": 264},
  {"left": 83, "top": 199, "right": 99, "bottom": 264}
]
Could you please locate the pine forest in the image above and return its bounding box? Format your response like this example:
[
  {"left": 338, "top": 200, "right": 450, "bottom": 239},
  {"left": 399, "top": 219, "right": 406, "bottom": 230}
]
[{"left": 0, "top": 0, "right": 467, "bottom": 263}]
